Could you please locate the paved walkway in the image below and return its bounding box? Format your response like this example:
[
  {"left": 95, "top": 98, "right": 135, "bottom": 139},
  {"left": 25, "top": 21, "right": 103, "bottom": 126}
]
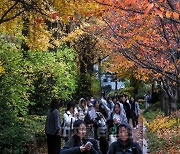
[
  {"left": 131, "top": 114, "right": 143, "bottom": 147},
  {"left": 130, "top": 111, "right": 148, "bottom": 153}
]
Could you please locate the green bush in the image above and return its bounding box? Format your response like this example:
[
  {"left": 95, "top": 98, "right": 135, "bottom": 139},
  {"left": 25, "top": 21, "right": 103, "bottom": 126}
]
[
  {"left": 0, "top": 115, "right": 46, "bottom": 154},
  {"left": 143, "top": 103, "right": 163, "bottom": 121},
  {"left": 91, "top": 75, "right": 100, "bottom": 99},
  {"left": 0, "top": 41, "right": 34, "bottom": 116},
  {"left": 138, "top": 99, "right": 145, "bottom": 110},
  {"left": 27, "top": 46, "right": 78, "bottom": 115},
  {"left": 0, "top": 39, "right": 77, "bottom": 152},
  {"left": 0, "top": 40, "right": 77, "bottom": 116}
]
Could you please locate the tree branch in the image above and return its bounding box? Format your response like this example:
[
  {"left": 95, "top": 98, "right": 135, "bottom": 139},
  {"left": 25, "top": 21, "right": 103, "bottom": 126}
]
[
  {"left": 0, "top": 9, "right": 25, "bottom": 24},
  {"left": 0, "top": 1, "right": 19, "bottom": 24}
]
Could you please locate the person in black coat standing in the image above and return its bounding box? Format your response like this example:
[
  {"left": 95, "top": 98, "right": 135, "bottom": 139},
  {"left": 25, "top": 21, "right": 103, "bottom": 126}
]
[
  {"left": 120, "top": 96, "right": 131, "bottom": 123},
  {"left": 130, "top": 97, "right": 140, "bottom": 129},
  {"left": 107, "top": 123, "right": 142, "bottom": 154},
  {"left": 60, "top": 120, "right": 101, "bottom": 154}
]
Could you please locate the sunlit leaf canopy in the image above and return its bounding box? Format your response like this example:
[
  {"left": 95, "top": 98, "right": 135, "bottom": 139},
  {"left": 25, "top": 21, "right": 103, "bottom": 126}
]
[
  {"left": 92, "top": 0, "right": 180, "bottom": 84},
  {"left": 0, "top": 0, "right": 179, "bottom": 84},
  {"left": 0, "top": 0, "right": 100, "bottom": 50}
]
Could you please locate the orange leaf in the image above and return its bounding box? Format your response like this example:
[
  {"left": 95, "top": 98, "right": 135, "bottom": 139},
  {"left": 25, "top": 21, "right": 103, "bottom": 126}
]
[
  {"left": 155, "top": 8, "right": 163, "bottom": 18},
  {"left": 125, "top": 0, "right": 132, "bottom": 6},
  {"left": 144, "top": 3, "right": 154, "bottom": 15},
  {"left": 132, "top": 0, "right": 136, "bottom": 6},
  {"left": 173, "top": 12, "right": 179, "bottom": 19}
]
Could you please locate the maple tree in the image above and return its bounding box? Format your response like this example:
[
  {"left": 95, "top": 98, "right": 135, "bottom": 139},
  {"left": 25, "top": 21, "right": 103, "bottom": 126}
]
[
  {"left": 1, "top": 0, "right": 179, "bottom": 114},
  {"left": 105, "top": 51, "right": 153, "bottom": 82},
  {"left": 91, "top": 0, "right": 180, "bottom": 115}
]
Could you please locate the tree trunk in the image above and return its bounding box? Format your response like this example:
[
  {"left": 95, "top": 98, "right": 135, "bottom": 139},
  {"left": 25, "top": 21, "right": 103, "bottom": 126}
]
[
  {"left": 159, "top": 82, "right": 178, "bottom": 116},
  {"left": 21, "top": 15, "right": 30, "bottom": 52},
  {"left": 159, "top": 88, "right": 166, "bottom": 113},
  {"left": 178, "top": 86, "right": 180, "bottom": 109},
  {"left": 169, "top": 90, "right": 178, "bottom": 113}
]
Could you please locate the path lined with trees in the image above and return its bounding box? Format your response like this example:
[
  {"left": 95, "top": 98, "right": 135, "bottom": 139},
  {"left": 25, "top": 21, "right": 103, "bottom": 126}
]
[{"left": 0, "top": 0, "right": 179, "bottom": 153}]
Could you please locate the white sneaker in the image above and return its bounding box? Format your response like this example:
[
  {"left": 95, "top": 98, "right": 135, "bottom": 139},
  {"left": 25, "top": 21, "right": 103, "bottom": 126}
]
[
  {"left": 133, "top": 127, "right": 136, "bottom": 130},
  {"left": 136, "top": 125, "right": 139, "bottom": 129}
]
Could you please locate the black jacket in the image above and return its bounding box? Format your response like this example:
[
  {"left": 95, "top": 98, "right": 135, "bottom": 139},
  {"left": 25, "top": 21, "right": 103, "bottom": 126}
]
[
  {"left": 107, "top": 139, "right": 142, "bottom": 154},
  {"left": 122, "top": 102, "right": 131, "bottom": 119},
  {"left": 60, "top": 137, "right": 102, "bottom": 154}
]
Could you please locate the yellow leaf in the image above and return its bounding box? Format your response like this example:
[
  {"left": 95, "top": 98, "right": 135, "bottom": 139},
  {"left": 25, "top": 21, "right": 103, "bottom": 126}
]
[
  {"left": 160, "top": 7, "right": 164, "bottom": 12},
  {"left": 166, "top": 10, "right": 172, "bottom": 18},
  {"left": 155, "top": 3, "right": 158, "bottom": 8}
]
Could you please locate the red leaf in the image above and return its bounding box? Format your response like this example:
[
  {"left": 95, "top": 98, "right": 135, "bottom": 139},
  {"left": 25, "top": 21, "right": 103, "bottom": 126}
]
[
  {"left": 35, "top": 18, "right": 43, "bottom": 23},
  {"left": 51, "top": 12, "right": 59, "bottom": 20}
]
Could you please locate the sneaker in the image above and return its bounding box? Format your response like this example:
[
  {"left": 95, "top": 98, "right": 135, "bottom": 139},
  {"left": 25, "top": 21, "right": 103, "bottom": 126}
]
[
  {"left": 133, "top": 127, "right": 136, "bottom": 130},
  {"left": 136, "top": 125, "right": 139, "bottom": 129}
]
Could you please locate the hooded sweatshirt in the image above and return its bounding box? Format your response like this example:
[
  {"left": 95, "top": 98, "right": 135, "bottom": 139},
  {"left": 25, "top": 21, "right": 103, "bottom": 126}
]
[
  {"left": 78, "top": 98, "right": 88, "bottom": 121},
  {"left": 107, "top": 123, "right": 142, "bottom": 154}
]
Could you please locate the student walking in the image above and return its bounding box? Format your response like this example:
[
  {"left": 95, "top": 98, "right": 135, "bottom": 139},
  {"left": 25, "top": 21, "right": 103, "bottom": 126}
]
[
  {"left": 45, "top": 99, "right": 61, "bottom": 154},
  {"left": 144, "top": 91, "right": 151, "bottom": 109},
  {"left": 120, "top": 96, "right": 131, "bottom": 123},
  {"left": 130, "top": 96, "right": 140, "bottom": 129},
  {"left": 60, "top": 120, "right": 102, "bottom": 154},
  {"left": 106, "top": 103, "right": 128, "bottom": 145},
  {"left": 107, "top": 123, "right": 142, "bottom": 154},
  {"left": 77, "top": 98, "right": 88, "bottom": 121},
  {"left": 62, "top": 101, "right": 78, "bottom": 142}
]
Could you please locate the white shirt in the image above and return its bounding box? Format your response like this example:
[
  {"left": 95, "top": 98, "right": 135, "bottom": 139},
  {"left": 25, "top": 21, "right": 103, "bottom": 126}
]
[{"left": 63, "top": 111, "right": 76, "bottom": 131}]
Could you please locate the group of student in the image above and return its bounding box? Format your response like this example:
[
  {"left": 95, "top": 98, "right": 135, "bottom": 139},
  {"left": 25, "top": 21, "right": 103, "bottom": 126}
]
[{"left": 45, "top": 95, "right": 142, "bottom": 154}]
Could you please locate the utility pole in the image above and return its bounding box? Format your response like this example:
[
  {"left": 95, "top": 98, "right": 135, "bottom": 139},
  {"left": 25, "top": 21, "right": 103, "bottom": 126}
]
[{"left": 94, "top": 55, "right": 109, "bottom": 97}]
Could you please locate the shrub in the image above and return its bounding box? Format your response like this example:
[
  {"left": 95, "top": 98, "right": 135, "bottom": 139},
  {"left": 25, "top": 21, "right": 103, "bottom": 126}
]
[
  {"left": 0, "top": 114, "right": 47, "bottom": 153},
  {"left": 0, "top": 40, "right": 78, "bottom": 116},
  {"left": 0, "top": 40, "right": 77, "bottom": 152},
  {"left": 144, "top": 103, "right": 180, "bottom": 154}
]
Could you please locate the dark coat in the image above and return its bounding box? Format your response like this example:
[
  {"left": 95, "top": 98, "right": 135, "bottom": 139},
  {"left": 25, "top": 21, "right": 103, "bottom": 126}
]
[
  {"left": 122, "top": 102, "right": 131, "bottom": 119},
  {"left": 107, "top": 139, "right": 142, "bottom": 154},
  {"left": 60, "top": 137, "right": 102, "bottom": 154}
]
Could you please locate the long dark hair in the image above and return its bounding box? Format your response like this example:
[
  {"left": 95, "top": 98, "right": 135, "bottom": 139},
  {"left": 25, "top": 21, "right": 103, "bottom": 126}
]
[
  {"left": 73, "top": 120, "right": 87, "bottom": 146},
  {"left": 50, "top": 98, "right": 60, "bottom": 112},
  {"left": 113, "top": 103, "right": 121, "bottom": 114},
  {"left": 66, "top": 101, "right": 76, "bottom": 111},
  {"left": 93, "top": 100, "right": 100, "bottom": 108},
  {"left": 130, "top": 96, "right": 136, "bottom": 103},
  {"left": 99, "top": 103, "right": 108, "bottom": 118}
]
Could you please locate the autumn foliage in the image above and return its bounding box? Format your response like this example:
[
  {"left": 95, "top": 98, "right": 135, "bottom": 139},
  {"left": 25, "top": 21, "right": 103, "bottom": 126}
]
[
  {"left": 93, "top": 0, "right": 179, "bottom": 85},
  {"left": 145, "top": 110, "right": 180, "bottom": 153},
  {"left": 0, "top": 0, "right": 100, "bottom": 50}
]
